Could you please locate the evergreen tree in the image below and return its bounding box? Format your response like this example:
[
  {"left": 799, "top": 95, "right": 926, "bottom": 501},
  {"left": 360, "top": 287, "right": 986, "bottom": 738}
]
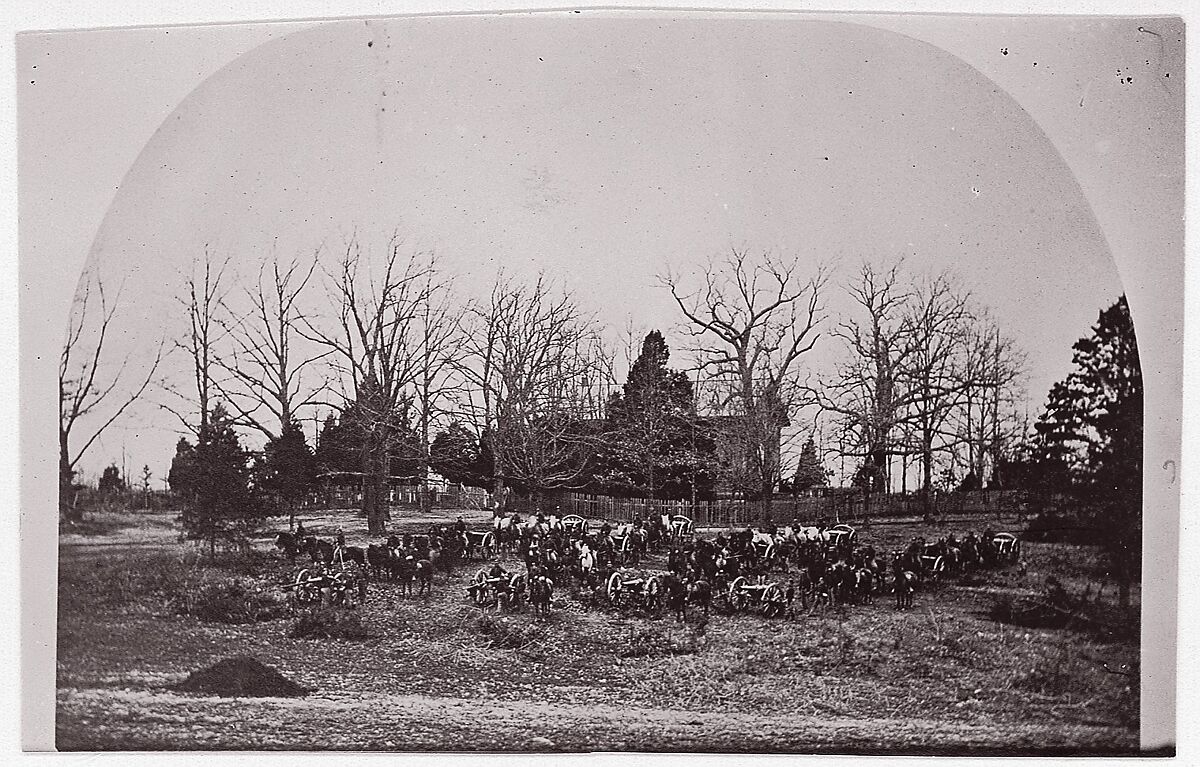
[
  {"left": 431, "top": 422, "right": 487, "bottom": 487},
  {"left": 1031, "top": 295, "right": 1142, "bottom": 605},
  {"left": 313, "top": 414, "right": 355, "bottom": 476},
  {"left": 604, "top": 331, "right": 712, "bottom": 499},
  {"left": 168, "top": 438, "right": 199, "bottom": 501},
  {"left": 256, "top": 419, "right": 317, "bottom": 529},
  {"left": 179, "top": 403, "right": 264, "bottom": 555},
  {"left": 98, "top": 464, "right": 125, "bottom": 497},
  {"left": 792, "top": 438, "right": 828, "bottom": 491}
]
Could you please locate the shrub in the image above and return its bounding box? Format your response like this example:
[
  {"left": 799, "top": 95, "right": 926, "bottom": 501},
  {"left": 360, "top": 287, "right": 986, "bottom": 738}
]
[
  {"left": 617, "top": 625, "right": 700, "bottom": 658},
  {"left": 179, "top": 578, "right": 289, "bottom": 624},
  {"left": 475, "top": 615, "right": 545, "bottom": 653},
  {"left": 290, "top": 607, "right": 373, "bottom": 640}
]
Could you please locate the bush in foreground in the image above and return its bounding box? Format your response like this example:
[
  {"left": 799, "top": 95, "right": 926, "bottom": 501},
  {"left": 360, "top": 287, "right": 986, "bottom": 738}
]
[{"left": 290, "top": 607, "right": 373, "bottom": 640}]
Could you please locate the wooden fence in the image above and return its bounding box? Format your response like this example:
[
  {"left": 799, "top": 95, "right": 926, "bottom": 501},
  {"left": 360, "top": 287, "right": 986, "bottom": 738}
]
[{"left": 512, "top": 490, "right": 1020, "bottom": 528}]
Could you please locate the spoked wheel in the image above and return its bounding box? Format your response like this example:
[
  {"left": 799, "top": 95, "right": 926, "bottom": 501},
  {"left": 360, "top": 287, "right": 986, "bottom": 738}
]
[
  {"left": 509, "top": 573, "right": 527, "bottom": 608},
  {"left": 472, "top": 569, "right": 490, "bottom": 605},
  {"left": 761, "top": 583, "right": 785, "bottom": 617},
  {"left": 728, "top": 576, "right": 748, "bottom": 612},
  {"left": 293, "top": 568, "right": 323, "bottom": 607},
  {"left": 481, "top": 532, "right": 496, "bottom": 560},
  {"left": 606, "top": 572, "right": 622, "bottom": 605}
]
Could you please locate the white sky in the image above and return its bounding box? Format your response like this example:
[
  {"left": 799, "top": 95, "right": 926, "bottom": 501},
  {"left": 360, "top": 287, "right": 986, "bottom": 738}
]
[{"left": 19, "top": 13, "right": 1183, "bottom": 486}]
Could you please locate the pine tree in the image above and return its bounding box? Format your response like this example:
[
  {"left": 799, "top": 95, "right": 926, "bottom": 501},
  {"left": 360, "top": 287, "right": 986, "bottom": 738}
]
[
  {"left": 179, "top": 403, "right": 264, "bottom": 555},
  {"left": 256, "top": 419, "right": 317, "bottom": 530},
  {"left": 1031, "top": 295, "right": 1142, "bottom": 605},
  {"left": 98, "top": 464, "right": 125, "bottom": 497},
  {"left": 168, "top": 438, "right": 199, "bottom": 501},
  {"left": 604, "top": 331, "right": 710, "bottom": 499},
  {"left": 792, "top": 438, "right": 828, "bottom": 491},
  {"left": 431, "top": 422, "right": 486, "bottom": 488}
]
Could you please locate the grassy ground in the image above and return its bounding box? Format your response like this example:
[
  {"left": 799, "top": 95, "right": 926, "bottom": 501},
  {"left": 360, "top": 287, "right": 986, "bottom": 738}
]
[{"left": 55, "top": 506, "right": 1140, "bottom": 753}]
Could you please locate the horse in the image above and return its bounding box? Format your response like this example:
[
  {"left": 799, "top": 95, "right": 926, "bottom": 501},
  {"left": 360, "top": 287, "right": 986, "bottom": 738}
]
[
  {"left": 366, "top": 543, "right": 391, "bottom": 579},
  {"left": 274, "top": 531, "right": 302, "bottom": 560},
  {"left": 575, "top": 541, "right": 598, "bottom": 586},
  {"left": 855, "top": 567, "right": 876, "bottom": 605},
  {"left": 335, "top": 544, "right": 367, "bottom": 569},
  {"left": 687, "top": 578, "right": 713, "bottom": 616},
  {"left": 892, "top": 558, "right": 917, "bottom": 609},
  {"left": 529, "top": 573, "right": 554, "bottom": 620},
  {"left": 788, "top": 569, "right": 814, "bottom": 613},
  {"left": 413, "top": 558, "right": 434, "bottom": 597},
  {"left": 302, "top": 537, "right": 335, "bottom": 564},
  {"left": 662, "top": 574, "right": 689, "bottom": 622}
]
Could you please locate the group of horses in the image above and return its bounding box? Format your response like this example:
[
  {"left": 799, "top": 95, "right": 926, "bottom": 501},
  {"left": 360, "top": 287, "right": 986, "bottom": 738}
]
[{"left": 274, "top": 515, "right": 1022, "bottom": 620}]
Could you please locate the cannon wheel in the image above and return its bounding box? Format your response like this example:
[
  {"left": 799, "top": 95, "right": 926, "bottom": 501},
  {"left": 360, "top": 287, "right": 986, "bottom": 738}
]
[
  {"left": 480, "top": 531, "right": 496, "bottom": 560},
  {"left": 728, "top": 576, "right": 748, "bottom": 611},
  {"left": 509, "top": 573, "right": 527, "bottom": 605},
  {"left": 472, "top": 568, "right": 490, "bottom": 605},
  {"left": 761, "top": 583, "right": 785, "bottom": 616},
  {"left": 644, "top": 576, "right": 663, "bottom": 615},
  {"left": 606, "top": 572, "right": 622, "bottom": 604},
  {"left": 292, "top": 568, "right": 322, "bottom": 606}
]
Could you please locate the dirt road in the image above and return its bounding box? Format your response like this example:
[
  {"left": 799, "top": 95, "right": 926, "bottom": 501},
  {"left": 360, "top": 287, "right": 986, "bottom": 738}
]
[{"left": 56, "top": 687, "right": 1132, "bottom": 753}]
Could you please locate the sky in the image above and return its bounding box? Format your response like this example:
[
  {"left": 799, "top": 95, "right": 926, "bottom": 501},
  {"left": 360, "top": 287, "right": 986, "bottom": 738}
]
[{"left": 18, "top": 12, "right": 1184, "bottom": 486}]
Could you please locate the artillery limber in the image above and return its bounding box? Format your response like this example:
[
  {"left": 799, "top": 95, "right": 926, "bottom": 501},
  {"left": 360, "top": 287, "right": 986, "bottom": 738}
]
[
  {"left": 726, "top": 576, "right": 787, "bottom": 616},
  {"left": 561, "top": 514, "right": 589, "bottom": 538},
  {"left": 606, "top": 570, "right": 663, "bottom": 613},
  {"left": 282, "top": 563, "right": 365, "bottom": 609},
  {"left": 466, "top": 567, "right": 526, "bottom": 610},
  {"left": 917, "top": 543, "right": 949, "bottom": 581},
  {"left": 669, "top": 515, "right": 695, "bottom": 545},
  {"left": 824, "top": 524, "right": 857, "bottom": 549},
  {"left": 462, "top": 530, "right": 497, "bottom": 561},
  {"left": 991, "top": 532, "right": 1021, "bottom": 563}
]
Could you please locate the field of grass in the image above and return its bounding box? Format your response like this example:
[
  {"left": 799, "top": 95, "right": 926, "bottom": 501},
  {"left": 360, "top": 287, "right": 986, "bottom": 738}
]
[{"left": 55, "top": 507, "right": 1140, "bottom": 753}]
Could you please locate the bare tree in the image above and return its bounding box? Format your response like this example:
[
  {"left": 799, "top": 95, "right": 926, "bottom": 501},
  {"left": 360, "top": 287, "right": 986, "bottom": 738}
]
[
  {"left": 213, "top": 251, "right": 329, "bottom": 439},
  {"left": 897, "top": 272, "right": 975, "bottom": 515},
  {"left": 59, "top": 272, "right": 164, "bottom": 520},
  {"left": 301, "top": 234, "right": 433, "bottom": 535},
  {"left": 951, "top": 312, "right": 1028, "bottom": 491},
  {"left": 663, "top": 249, "right": 828, "bottom": 506},
  {"left": 458, "top": 274, "right": 610, "bottom": 509},
  {"left": 162, "top": 246, "right": 234, "bottom": 436},
  {"left": 410, "top": 263, "right": 468, "bottom": 512},
  {"left": 820, "top": 263, "right": 914, "bottom": 491}
]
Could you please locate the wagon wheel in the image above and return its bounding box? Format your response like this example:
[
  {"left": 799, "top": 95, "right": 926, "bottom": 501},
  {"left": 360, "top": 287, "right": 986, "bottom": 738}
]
[
  {"left": 606, "top": 572, "right": 623, "bottom": 605},
  {"left": 728, "top": 576, "right": 748, "bottom": 611},
  {"left": 472, "top": 568, "right": 491, "bottom": 605},
  {"left": 761, "top": 583, "right": 784, "bottom": 617},
  {"left": 932, "top": 556, "right": 947, "bottom": 580},
  {"left": 764, "top": 543, "right": 777, "bottom": 571},
  {"left": 509, "top": 573, "right": 527, "bottom": 607},
  {"left": 644, "top": 576, "right": 663, "bottom": 615},
  {"left": 293, "top": 568, "right": 322, "bottom": 606},
  {"left": 481, "top": 531, "right": 496, "bottom": 560}
]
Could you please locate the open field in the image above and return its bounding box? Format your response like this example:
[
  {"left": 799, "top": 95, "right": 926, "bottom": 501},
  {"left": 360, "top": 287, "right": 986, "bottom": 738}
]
[{"left": 56, "top": 507, "right": 1139, "bottom": 753}]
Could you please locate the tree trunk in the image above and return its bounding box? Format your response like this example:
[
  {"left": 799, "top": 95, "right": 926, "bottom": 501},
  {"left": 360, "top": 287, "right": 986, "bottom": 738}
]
[
  {"left": 59, "top": 445, "right": 81, "bottom": 523},
  {"left": 921, "top": 432, "right": 934, "bottom": 522}
]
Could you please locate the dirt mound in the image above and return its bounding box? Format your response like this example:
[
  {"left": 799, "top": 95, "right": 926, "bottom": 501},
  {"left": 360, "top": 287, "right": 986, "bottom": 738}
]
[{"left": 173, "top": 655, "right": 311, "bottom": 697}]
